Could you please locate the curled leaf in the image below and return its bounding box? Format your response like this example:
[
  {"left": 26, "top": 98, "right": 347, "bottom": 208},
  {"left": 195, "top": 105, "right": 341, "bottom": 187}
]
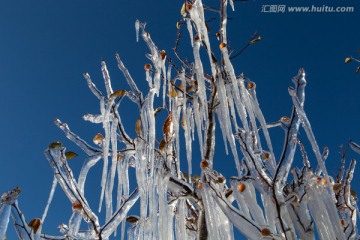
[
  {"left": 163, "top": 114, "right": 173, "bottom": 136},
  {"left": 28, "top": 218, "right": 41, "bottom": 234},
  {"left": 93, "top": 133, "right": 104, "bottom": 145},
  {"left": 65, "top": 151, "right": 78, "bottom": 160},
  {"left": 154, "top": 107, "right": 163, "bottom": 117}
]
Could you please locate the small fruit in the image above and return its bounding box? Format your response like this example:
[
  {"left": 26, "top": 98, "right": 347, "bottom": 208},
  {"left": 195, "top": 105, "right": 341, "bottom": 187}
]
[
  {"left": 72, "top": 202, "right": 82, "bottom": 211},
  {"left": 144, "top": 63, "right": 151, "bottom": 70},
  {"left": 322, "top": 178, "right": 327, "bottom": 185},
  {"left": 160, "top": 50, "right": 166, "bottom": 60},
  {"left": 247, "top": 82, "right": 254, "bottom": 89},
  {"left": 186, "top": 3, "right": 192, "bottom": 11},
  {"left": 345, "top": 57, "right": 352, "bottom": 64},
  {"left": 219, "top": 42, "right": 226, "bottom": 49},
  {"left": 262, "top": 152, "right": 270, "bottom": 159},
  {"left": 261, "top": 228, "right": 271, "bottom": 236},
  {"left": 237, "top": 183, "right": 246, "bottom": 192},
  {"left": 200, "top": 160, "right": 209, "bottom": 169}
]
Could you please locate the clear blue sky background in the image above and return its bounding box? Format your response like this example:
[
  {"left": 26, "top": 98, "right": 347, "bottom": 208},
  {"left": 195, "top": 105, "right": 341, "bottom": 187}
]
[{"left": 1, "top": 0, "right": 360, "bottom": 239}]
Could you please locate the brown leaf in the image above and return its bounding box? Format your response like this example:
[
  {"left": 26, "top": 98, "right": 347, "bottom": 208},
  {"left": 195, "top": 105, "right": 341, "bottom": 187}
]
[
  {"left": 159, "top": 139, "right": 166, "bottom": 153},
  {"left": 65, "top": 151, "right": 78, "bottom": 160},
  {"left": 126, "top": 215, "right": 140, "bottom": 223},
  {"left": 163, "top": 114, "right": 173, "bottom": 136},
  {"left": 109, "top": 90, "right": 126, "bottom": 100},
  {"left": 49, "top": 141, "right": 62, "bottom": 149},
  {"left": 93, "top": 133, "right": 104, "bottom": 145},
  {"left": 135, "top": 119, "right": 141, "bottom": 135},
  {"left": 28, "top": 218, "right": 41, "bottom": 234},
  {"left": 154, "top": 107, "right": 163, "bottom": 117}
]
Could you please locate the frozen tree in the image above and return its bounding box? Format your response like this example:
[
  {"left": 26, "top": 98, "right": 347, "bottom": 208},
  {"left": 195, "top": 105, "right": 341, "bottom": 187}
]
[{"left": 1, "top": 1, "right": 359, "bottom": 239}]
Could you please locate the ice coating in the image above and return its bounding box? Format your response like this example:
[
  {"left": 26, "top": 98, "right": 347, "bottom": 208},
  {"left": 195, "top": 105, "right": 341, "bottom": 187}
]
[{"left": 1, "top": 1, "right": 359, "bottom": 239}]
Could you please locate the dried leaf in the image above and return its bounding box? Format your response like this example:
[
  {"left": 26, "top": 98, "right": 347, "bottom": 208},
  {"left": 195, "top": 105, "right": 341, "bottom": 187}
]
[
  {"left": 186, "top": 85, "right": 194, "bottom": 93},
  {"left": 126, "top": 215, "right": 140, "bottom": 223},
  {"left": 249, "top": 35, "right": 261, "bottom": 45},
  {"left": 159, "top": 139, "right": 166, "bottom": 153},
  {"left": 135, "top": 119, "right": 141, "bottom": 135},
  {"left": 28, "top": 218, "right": 41, "bottom": 234},
  {"left": 163, "top": 114, "right": 173, "bottom": 136},
  {"left": 154, "top": 107, "right": 163, "bottom": 117},
  {"left": 180, "top": 3, "right": 186, "bottom": 15},
  {"left": 72, "top": 202, "right": 82, "bottom": 211},
  {"left": 49, "top": 141, "right": 62, "bottom": 149},
  {"left": 109, "top": 89, "right": 126, "bottom": 100},
  {"left": 65, "top": 151, "right": 78, "bottom": 160},
  {"left": 356, "top": 66, "right": 360, "bottom": 74},
  {"left": 345, "top": 57, "right": 352, "bottom": 64}
]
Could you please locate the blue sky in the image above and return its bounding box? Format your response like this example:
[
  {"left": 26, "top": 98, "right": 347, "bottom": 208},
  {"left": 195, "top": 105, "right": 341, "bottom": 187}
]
[{"left": 1, "top": 0, "right": 360, "bottom": 238}]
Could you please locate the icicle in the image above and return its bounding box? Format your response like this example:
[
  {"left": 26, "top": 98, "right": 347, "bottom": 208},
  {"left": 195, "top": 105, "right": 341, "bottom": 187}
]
[
  {"left": 78, "top": 154, "right": 102, "bottom": 193},
  {"left": 100, "top": 188, "right": 140, "bottom": 239},
  {"left": 68, "top": 212, "right": 82, "bottom": 237},
  {"left": 83, "top": 72, "right": 104, "bottom": 100},
  {"left": 41, "top": 176, "right": 57, "bottom": 224},
  {"left": 172, "top": 98, "right": 181, "bottom": 177},
  {"left": 135, "top": 20, "right": 140, "bottom": 42},
  {"left": 192, "top": 40, "right": 208, "bottom": 119},
  {"left": 177, "top": 199, "right": 187, "bottom": 240},
  {"left": 184, "top": 107, "right": 193, "bottom": 179},
  {"left": 216, "top": 78, "right": 230, "bottom": 156},
  {"left": 45, "top": 145, "right": 100, "bottom": 232},
  {"left": 186, "top": 18, "right": 194, "bottom": 47},
  {"left": 115, "top": 53, "right": 142, "bottom": 104},
  {"left": 99, "top": 97, "right": 110, "bottom": 213},
  {"left": 205, "top": 182, "right": 262, "bottom": 239},
  {"left": 105, "top": 117, "right": 119, "bottom": 222},
  {"left": 0, "top": 204, "right": 10, "bottom": 239},
  {"left": 248, "top": 82, "right": 276, "bottom": 165},
  {"left": 229, "top": 0, "right": 235, "bottom": 11},
  {"left": 54, "top": 119, "right": 98, "bottom": 156},
  {"left": 193, "top": 95, "right": 204, "bottom": 159},
  {"left": 101, "top": 60, "right": 114, "bottom": 97},
  {"left": 11, "top": 201, "right": 32, "bottom": 240},
  {"left": 221, "top": 0, "right": 229, "bottom": 44},
  {"left": 158, "top": 172, "right": 170, "bottom": 239}
]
